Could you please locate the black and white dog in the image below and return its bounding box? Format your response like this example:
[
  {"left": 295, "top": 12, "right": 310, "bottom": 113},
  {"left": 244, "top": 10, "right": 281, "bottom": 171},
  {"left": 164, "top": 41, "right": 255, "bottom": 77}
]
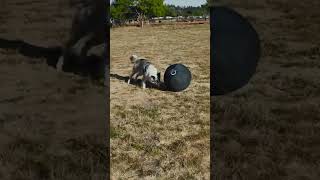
[
  {"left": 56, "top": 0, "right": 107, "bottom": 77},
  {"left": 128, "top": 55, "right": 160, "bottom": 89}
]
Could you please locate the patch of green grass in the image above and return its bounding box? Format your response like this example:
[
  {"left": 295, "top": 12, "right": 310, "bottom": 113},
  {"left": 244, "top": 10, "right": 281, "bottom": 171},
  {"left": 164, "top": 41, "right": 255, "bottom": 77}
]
[
  {"left": 110, "top": 126, "right": 121, "bottom": 139},
  {"left": 130, "top": 143, "right": 144, "bottom": 151}
]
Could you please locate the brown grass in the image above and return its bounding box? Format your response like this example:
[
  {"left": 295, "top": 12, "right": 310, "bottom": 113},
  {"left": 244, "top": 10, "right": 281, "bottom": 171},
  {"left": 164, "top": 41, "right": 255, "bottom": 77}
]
[
  {"left": 212, "top": 0, "right": 320, "bottom": 179},
  {"left": 110, "top": 24, "right": 210, "bottom": 179},
  {"left": 0, "top": 1, "right": 107, "bottom": 179}
]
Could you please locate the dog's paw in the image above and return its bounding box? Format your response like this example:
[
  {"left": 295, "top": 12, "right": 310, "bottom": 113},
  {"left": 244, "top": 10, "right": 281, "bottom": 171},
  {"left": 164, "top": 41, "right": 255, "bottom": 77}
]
[
  {"left": 142, "top": 82, "right": 146, "bottom": 89},
  {"left": 56, "top": 56, "right": 64, "bottom": 72},
  {"left": 127, "top": 79, "right": 131, "bottom": 84}
]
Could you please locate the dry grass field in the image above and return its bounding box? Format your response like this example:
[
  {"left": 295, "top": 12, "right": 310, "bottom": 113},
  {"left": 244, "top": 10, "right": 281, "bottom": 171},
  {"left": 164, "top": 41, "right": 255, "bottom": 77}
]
[
  {"left": 212, "top": 0, "right": 320, "bottom": 179},
  {"left": 0, "top": 1, "right": 107, "bottom": 179},
  {"left": 110, "top": 24, "right": 210, "bottom": 179},
  {"left": 3, "top": 0, "right": 320, "bottom": 179}
]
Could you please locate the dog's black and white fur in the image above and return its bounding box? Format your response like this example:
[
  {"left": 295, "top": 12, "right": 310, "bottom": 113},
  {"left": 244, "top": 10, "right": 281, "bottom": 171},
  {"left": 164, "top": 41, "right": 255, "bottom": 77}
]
[
  {"left": 56, "top": 0, "right": 107, "bottom": 72},
  {"left": 128, "top": 55, "right": 160, "bottom": 89}
]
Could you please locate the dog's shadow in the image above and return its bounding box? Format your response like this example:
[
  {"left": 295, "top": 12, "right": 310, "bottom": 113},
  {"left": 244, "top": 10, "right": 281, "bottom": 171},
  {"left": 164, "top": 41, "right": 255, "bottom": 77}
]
[
  {"left": 0, "top": 38, "right": 62, "bottom": 67},
  {"left": 0, "top": 38, "right": 106, "bottom": 80},
  {"left": 110, "top": 73, "right": 167, "bottom": 91}
]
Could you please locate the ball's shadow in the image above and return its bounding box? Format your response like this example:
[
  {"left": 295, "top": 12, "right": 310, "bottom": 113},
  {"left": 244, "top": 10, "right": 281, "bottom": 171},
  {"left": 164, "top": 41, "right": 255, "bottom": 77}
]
[{"left": 110, "top": 73, "right": 167, "bottom": 91}]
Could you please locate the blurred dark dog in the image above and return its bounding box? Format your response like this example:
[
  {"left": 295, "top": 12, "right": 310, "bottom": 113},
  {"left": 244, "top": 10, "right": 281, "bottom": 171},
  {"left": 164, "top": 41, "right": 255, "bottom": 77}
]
[{"left": 56, "top": 0, "right": 107, "bottom": 79}]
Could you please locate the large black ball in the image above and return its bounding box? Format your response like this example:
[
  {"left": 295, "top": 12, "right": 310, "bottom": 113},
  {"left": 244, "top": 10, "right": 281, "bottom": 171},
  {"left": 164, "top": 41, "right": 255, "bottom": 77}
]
[
  {"left": 211, "top": 6, "right": 260, "bottom": 96},
  {"left": 164, "top": 64, "right": 192, "bottom": 92}
]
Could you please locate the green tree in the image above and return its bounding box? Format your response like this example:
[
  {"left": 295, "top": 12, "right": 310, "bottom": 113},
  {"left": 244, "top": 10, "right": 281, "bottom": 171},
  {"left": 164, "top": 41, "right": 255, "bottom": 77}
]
[
  {"left": 200, "top": 3, "right": 209, "bottom": 16},
  {"left": 135, "top": 0, "right": 166, "bottom": 18},
  {"left": 165, "top": 5, "right": 177, "bottom": 17},
  {"left": 111, "top": 0, "right": 134, "bottom": 24},
  {"left": 134, "top": 0, "right": 166, "bottom": 27},
  {"left": 111, "top": 0, "right": 166, "bottom": 27}
]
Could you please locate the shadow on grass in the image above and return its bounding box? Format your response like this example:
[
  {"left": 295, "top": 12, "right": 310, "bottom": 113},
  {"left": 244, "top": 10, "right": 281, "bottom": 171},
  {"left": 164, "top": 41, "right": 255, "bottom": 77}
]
[
  {"left": 110, "top": 73, "right": 168, "bottom": 91},
  {"left": 0, "top": 38, "right": 62, "bottom": 68},
  {"left": 0, "top": 38, "right": 105, "bottom": 80}
]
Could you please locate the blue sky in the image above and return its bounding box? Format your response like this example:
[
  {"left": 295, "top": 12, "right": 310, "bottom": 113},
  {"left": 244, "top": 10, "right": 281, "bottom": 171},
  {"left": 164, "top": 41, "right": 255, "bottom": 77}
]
[
  {"left": 110, "top": 0, "right": 207, "bottom": 7},
  {"left": 164, "top": 0, "right": 207, "bottom": 7}
]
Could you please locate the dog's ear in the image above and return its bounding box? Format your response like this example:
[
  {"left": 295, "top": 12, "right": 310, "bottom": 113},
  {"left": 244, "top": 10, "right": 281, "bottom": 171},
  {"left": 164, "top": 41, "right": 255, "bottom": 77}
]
[{"left": 130, "top": 55, "right": 138, "bottom": 62}]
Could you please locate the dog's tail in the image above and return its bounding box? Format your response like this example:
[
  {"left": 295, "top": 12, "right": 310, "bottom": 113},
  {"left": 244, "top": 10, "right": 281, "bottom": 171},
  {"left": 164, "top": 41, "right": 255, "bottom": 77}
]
[{"left": 130, "top": 54, "right": 138, "bottom": 63}]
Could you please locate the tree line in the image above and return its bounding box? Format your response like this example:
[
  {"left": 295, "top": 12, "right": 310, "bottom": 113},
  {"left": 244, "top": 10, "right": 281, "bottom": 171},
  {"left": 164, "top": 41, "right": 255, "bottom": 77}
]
[
  {"left": 110, "top": 0, "right": 209, "bottom": 26},
  {"left": 164, "top": 4, "right": 209, "bottom": 17}
]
